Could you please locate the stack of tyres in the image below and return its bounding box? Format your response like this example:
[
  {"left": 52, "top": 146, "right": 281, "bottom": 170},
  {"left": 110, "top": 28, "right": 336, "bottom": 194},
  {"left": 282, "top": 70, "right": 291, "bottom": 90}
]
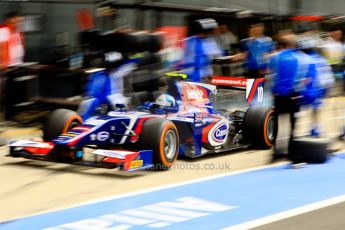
[
  {"left": 289, "top": 137, "right": 331, "bottom": 163},
  {"left": 101, "top": 32, "right": 162, "bottom": 53}
]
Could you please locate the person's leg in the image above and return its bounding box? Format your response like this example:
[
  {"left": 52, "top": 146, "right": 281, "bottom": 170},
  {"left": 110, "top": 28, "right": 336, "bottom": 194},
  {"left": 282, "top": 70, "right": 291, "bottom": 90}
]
[
  {"left": 271, "top": 95, "right": 290, "bottom": 161},
  {"left": 274, "top": 113, "right": 290, "bottom": 154},
  {"left": 343, "top": 70, "right": 345, "bottom": 94},
  {"left": 0, "top": 71, "right": 4, "bottom": 121},
  {"left": 341, "top": 72, "right": 345, "bottom": 139},
  {"left": 338, "top": 109, "right": 345, "bottom": 141},
  {"left": 272, "top": 95, "right": 280, "bottom": 152},
  {"left": 289, "top": 94, "right": 301, "bottom": 139},
  {"left": 310, "top": 98, "right": 322, "bottom": 137},
  {"left": 288, "top": 108, "right": 299, "bottom": 163},
  {"left": 288, "top": 95, "right": 305, "bottom": 164}
]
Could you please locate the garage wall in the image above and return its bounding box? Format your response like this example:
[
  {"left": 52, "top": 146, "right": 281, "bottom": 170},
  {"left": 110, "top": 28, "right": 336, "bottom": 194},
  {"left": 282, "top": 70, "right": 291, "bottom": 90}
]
[
  {"left": 114, "top": 0, "right": 294, "bottom": 32},
  {"left": 1, "top": 0, "right": 344, "bottom": 62},
  {"left": 162, "top": 0, "right": 292, "bottom": 15},
  {"left": 114, "top": 0, "right": 293, "bottom": 29},
  {"left": 0, "top": 2, "right": 94, "bottom": 62},
  {"left": 300, "top": 0, "right": 344, "bottom": 15}
]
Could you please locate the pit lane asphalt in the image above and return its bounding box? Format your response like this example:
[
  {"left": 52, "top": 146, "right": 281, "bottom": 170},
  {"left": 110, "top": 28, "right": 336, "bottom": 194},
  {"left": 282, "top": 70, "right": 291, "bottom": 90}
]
[
  {"left": 253, "top": 202, "right": 345, "bottom": 230},
  {"left": 0, "top": 96, "right": 344, "bottom": 227}
]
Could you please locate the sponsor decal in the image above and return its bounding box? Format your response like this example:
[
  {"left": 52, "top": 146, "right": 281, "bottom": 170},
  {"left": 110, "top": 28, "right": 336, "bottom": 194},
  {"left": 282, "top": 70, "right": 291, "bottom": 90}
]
[
  {"left": 84, "top": 118, "right": 107, "bottom": 126},
  {"left": 246, "top": 78, "right": 265, "bottom": 105},
  {"left": 207, "top": 120, "right": 229, "bottom": 146},
  {"left": 60, "top": 133, "right": 78, "bottom": 137},
  {"left": 90, "top": 131, "right": 110, "bottom": 142},
  {"left": 170, "top": 117, "right": 194, "bottom": 122},
  {"left": 194, "top": 113, "right": 203, "bottom": 122},
  {"left": 211, "top": 76, "right": 247, "bottom": 87},
  {"left": 108, "top": 111, "right": 149, "bottom": 117},
  {"left": 97, "top": 131, "right": 110, "bottom": 141},
  {"left": 195, "top": 123, "right": 203, "bottom": 127},
  {"left": 202, "top": 117, "right": 215, "bottom": 125},
  {"left": 72, "top": 126, "right": 93, "bottom": 131},
  {"left": 10, "top": 140, "right": 53, "bottom": 148},
  {"left": 212, "top": 123, "right": 228, "bottom": 143},
  {"left": 165, "top": 72, "right": 188, "bottom": 79},
  {"left": 129, "top": 160, "right": 143, "bottom": 169},
  {"left": 187, "top": 89, "right": 204, "bottom": 100},
  {"left": 93, "top": 149, "right": 137, "bottom": 159},
  {"left": 194, "top": 113, "right": 204, "bottom": 127}
]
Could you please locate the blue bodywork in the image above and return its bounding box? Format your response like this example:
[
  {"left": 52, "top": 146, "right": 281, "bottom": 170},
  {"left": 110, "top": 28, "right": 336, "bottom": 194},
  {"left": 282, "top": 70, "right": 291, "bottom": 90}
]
[
  {"left": 54, "top": 79, "right": 237, "bottom": 159},
  {"left": 9, "top": 79, "right": 256, "bottom": 171}
]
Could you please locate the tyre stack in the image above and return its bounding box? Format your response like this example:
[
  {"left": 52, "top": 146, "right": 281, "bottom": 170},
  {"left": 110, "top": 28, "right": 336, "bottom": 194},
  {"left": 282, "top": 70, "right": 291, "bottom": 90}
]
[
  {"left": 289, "top": 137, "right": 332, "bottom": 164},
  {"left": 101, "top": 31, "right": 162, "bottom": 54}
]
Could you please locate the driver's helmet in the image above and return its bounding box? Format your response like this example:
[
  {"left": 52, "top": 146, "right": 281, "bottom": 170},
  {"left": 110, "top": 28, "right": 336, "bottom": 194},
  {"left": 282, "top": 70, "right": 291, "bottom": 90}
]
[{"left": 155, "top": 94, "right": 176, "bottom": 107}]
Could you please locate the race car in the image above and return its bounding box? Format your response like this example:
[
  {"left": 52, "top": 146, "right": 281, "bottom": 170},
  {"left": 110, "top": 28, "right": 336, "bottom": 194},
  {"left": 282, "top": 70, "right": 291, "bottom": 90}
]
[{"left": 9, "top": 79, "right": 277, "bottom": 171}]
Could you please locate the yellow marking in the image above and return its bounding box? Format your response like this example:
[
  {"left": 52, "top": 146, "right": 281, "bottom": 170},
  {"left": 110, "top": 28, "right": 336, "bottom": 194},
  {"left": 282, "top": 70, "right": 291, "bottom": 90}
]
[
  {"left": 165, "top": 72, "right": 188, "bottom": 79},
  {"left": 130, "top": 160, "right": 143, "bottom": 169},
  {"left": 128, "top": 53, "right": 144, "bottom": 59},
  {"left": 0, "top": 129, "right": 41, "bottom": 138},
  {"left": 60, "top": 133, "right": 77, "bottom": 137}
]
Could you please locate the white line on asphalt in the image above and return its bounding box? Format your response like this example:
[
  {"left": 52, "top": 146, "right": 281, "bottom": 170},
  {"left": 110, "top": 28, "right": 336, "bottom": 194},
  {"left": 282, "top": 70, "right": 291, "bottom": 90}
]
[
  {"left": 120, "top": 209, "right": 188, "bottom": 222},
  {"left": 296, "top": 121, "right": 312, "bottom": 125},
  {"left": 296, "top": 116, "right": 345, "bottom": 126},
  {"left": 222, "top": 194, "right": 345, "bottom": 230},
  {"left": 277, "top": 132, "right": 342, "bottom": 140},
  {"left": 101, "top": 214, "right": 154, "bottom": 225},
  {"left": 329, "top": 115, "right": 345, "bottom": 120}
]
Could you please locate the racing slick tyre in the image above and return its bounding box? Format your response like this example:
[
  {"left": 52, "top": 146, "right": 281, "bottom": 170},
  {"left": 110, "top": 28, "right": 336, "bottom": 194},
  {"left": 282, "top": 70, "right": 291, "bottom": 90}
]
[
  {"left": 243, "top": 106, "right": 277, "bottom": 149},
  {"left": 43, "top": 109, "right": 82, "bottom": 141},
  {"left": 289, "top": 137, "right": 330, "bottom": 164},
  {"left": 140, "top": 118, "right": 179, "bottom": 170}
]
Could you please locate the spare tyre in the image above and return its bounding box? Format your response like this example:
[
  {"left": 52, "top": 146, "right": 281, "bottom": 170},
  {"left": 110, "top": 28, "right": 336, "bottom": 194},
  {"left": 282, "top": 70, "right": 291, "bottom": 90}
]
[{"left": 289, "top": 137, "right": 330, "bottom": 164}]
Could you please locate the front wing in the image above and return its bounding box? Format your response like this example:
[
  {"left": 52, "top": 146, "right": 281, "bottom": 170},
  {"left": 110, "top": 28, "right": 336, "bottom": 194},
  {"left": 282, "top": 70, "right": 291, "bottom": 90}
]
[{"left": 8, "top": 140, "right": 154, "bottom": 172}]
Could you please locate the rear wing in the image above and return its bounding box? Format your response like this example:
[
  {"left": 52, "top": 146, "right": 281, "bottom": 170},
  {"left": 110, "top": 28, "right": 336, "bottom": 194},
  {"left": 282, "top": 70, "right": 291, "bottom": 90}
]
[{"left": 210, "top": 76, "right": 265, "bottom": 106}]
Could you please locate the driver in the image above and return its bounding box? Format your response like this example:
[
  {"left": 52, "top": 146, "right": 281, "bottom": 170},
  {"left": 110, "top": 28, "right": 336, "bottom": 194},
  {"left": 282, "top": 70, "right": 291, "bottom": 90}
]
[
  {"left": 155, "top": 94, "right": 176, "bottom": 108},
  {"left": 140, "top": 94, "right": 178, "bottom": 113}
]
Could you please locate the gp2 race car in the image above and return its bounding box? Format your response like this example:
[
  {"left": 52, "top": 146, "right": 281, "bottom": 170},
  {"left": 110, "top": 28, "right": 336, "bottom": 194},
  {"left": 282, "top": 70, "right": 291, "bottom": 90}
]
[{"left": 9, "top": 79, "right": 277, "bottom": 171}]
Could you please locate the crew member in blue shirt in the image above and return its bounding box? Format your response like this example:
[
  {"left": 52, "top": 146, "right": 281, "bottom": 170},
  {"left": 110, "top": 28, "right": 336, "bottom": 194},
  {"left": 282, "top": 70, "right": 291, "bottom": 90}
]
[
  {"left": 240, "top": 23, "right": 274, "bottom": 78},
  {"left": 182, "top": 18, "right": 222, "bottom": 82},
  {"left": 269, "top": 34, "right": 311, "bottom": 164},
  {"left": 298, "top": 38, "right": 334, "bottom": 137}
]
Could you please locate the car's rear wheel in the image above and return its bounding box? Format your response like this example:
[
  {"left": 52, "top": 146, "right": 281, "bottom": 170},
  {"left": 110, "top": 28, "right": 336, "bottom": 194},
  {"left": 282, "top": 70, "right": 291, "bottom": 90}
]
[
  {"left": 243, "top": 106, "right": 277, "bottom": 149},
  {"left": 43, "top": 109, "right": 82, "bottom": 141},
  {"left": 140, "top": 118, "right": 179, "bottom": 170}
]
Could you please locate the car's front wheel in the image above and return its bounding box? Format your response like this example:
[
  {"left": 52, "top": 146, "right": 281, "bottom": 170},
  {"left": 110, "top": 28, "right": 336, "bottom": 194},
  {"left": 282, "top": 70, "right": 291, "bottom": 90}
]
[
  {"left": 43, "top": 109, "right": 82, "bottom": 141},
  {"left": 140, "top": 118, "right": 179, "bottom": 170}
]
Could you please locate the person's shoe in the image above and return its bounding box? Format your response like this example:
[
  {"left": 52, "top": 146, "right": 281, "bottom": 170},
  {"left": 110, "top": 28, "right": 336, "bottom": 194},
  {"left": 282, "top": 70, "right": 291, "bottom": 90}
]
[
  {"left": 269, "top": 153, "right": 287, "bottom": 164},
  {"left": 339, "top": 133, "right": 345, "bottom": 141},
  {"left": 0, "top": 137, "right": 7, "bottom": 146},
  {"left": 290, "top": 162, "right": 307, "bottom": 169},
  {"left": 338, "top": 127, "right": 345, "bottom": 141},
  {"left": 310, "top": 128, "right": 320, "bottom": 138}
]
